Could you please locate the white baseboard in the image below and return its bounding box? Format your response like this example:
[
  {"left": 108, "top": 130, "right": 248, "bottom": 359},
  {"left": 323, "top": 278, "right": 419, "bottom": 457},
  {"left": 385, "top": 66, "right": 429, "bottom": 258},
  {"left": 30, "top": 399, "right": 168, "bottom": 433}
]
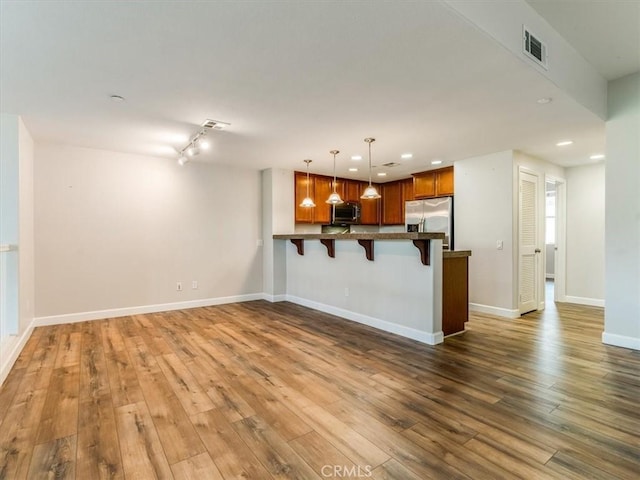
[
  {"left": 469, "top": 303, "right": 520, "bottom": 318},
  {"left": 0, "top": 318, "right": 35, "bottom": 386},
  {"left": 263, "top": 294, "right": 287, "bottom": 303},
  {"left": 563, "top": 296, "right": 605, "bottom": 307},
  {"left": 602, "top": 332, "right": 640, "bottom": 351},
  {"left": 286, "top": 295, "right": 444, "bottom": 345},
  {"left": 34, "top": 293, "right": 265, "bottom": 327}
]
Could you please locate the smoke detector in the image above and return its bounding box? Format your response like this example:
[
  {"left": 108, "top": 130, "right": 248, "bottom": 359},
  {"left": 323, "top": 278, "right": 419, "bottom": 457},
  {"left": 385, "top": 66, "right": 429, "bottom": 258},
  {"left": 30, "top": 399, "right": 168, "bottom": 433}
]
[{"left": 201, "top": 119, "right": 230, "bottom": 130}]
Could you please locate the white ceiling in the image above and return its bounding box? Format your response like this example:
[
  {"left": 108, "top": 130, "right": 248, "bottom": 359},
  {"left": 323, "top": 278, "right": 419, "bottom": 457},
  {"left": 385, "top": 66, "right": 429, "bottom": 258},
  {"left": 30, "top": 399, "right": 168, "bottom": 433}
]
[
  {"left": 1, "top": 1, "right": 631, "bottom": 181},
  {"left": 525, "top": 0, "right": 640, "bottom": 81}
]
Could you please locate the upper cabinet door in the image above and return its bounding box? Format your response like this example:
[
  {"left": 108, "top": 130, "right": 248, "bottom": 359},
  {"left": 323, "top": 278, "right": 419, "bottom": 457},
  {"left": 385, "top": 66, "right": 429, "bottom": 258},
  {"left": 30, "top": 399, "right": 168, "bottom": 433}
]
[
  {"left": 345, "top": 180, "right": 361, "bottom": 202},
  {"left": 413, "top": 167, "right": 454, "bottom": 199},
  {"left": 413, "top": 172, "right": 436, "bottom": 198},
  {"left": 359, "top": 182, "right": 380, "bottom": 225},
  {"left": 435, "top": 167, "right": 454, "bottom": 196},
  {"left": 313, "top": 176, "right": 333, "bottom": 224},
  {"left": 294, "top": 172, "right": 313, "bottom": 223},
  {"left": 381, "top": 182, "right": 403, "bottom": 225}
]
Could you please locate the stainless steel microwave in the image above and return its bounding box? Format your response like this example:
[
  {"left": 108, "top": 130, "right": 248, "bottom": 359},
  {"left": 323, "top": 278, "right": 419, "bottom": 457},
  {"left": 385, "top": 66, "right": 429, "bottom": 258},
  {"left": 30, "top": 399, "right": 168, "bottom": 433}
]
[{"left": 333, "top": 202, "right": 361, "bottom": 224}]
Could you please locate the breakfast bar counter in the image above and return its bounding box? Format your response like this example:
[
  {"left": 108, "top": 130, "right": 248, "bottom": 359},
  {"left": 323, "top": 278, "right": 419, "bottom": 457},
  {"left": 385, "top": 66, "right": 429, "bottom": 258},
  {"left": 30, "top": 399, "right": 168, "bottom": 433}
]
[{"left": 271, "top": 233, "right": 471, "bottom": 345}]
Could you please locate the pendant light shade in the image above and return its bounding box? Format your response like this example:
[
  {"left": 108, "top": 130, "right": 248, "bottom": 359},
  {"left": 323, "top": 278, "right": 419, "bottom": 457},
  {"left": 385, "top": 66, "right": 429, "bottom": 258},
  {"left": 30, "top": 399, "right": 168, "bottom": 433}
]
[
  {"left": 326, "top": 150, "right": 344, "bottom": 205},
  {"left": 361, "top": 138, "right": 381, "bottom": 199},
  {"left": 300, "top": 159, "right": 316, "bottom": 208}
]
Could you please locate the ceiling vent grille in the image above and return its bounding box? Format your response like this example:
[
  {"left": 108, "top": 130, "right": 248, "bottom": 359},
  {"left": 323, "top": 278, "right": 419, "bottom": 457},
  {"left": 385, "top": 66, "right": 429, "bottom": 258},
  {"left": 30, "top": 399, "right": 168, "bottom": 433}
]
[
  {"left": 523, "top": 25, "right": 548, "bottom": 70},
  {"left": 382, "top": 162, "right": 400, "bottom": 168},
  {"left": 201, "top": 119, "right": 230, "bottom": 130}
]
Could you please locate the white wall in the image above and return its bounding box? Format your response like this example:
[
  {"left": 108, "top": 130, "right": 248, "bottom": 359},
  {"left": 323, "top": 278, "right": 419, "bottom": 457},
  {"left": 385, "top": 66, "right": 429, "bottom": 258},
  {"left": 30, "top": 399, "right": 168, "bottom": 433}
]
[
  {"left": 0, "top": 115, "right": 35, "bottom": 385},
  {"left": 444, "top": 0, "right": 607, "bottom": 119},
  {"left": 34, "top": 143, "right": 263, "bottom": 319},
  {"left": 262, "top": 168, "right": 294, "bottom": 300},
  {"left": 282, "top": 238, "right": 444, "bottom": 345},
  {"left": 564, "top": 163, "right": 605, "bottom": 304},
  {"left": 454, "top": 150, "right": 517, "bottom": 316},
  {"left": 604, "top": 72, "right": 640, "bottom": 350},
  {"left": 18, "top": 118, "right": 35, "bottom": 331}
]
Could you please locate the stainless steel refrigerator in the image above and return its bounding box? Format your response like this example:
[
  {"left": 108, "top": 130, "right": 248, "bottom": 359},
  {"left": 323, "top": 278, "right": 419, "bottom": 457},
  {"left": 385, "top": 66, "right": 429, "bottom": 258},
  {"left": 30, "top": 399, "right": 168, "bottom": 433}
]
[{"left": 405, "top": 196, "right": 453, "bottom": 249}]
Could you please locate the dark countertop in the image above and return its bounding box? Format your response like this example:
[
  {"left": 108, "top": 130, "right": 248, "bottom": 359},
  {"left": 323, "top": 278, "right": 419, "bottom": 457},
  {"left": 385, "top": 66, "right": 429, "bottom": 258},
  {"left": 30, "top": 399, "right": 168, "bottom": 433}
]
[
  {"left": 273, "top": 232, "right": 445, "bottom": 240},
  {"left": 443, "top": 250, "right": 472, "bottom": 258}
]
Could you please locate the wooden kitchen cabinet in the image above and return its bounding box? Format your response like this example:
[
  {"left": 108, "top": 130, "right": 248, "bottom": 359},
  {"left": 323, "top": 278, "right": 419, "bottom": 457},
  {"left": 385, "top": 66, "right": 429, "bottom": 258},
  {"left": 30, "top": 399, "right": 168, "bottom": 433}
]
[
  {"left": 381, "top": 181, "right": 403, "bottom": 225},
  {"left": 294, "top": 171, "right": 314, "bottom": 223},
  {"left": 294, "top": 172, "right": 336, "bottom": 224},
  {"left": 442, "top": 254, "right": 469, "bottom": 336},
  {"left": 435, "top": 166, "right": 454, "bottom": 196},
  {"left": 402, "top": 178, "right": 414, "bottom": 202},
  {"left": 413, "top": 171, "right": 436, "bottom": 198},
  {"left": 413, "top": 166, "right": 454, "bottom": 199},
  {"left": 359, "top": 182, "right": 380, "bottom": 225},
  {"left": 313, "top": 175, "right": 333, "bottom": 224},
  {"left": 344, "top": 180, "right": 361, "bottom": 202}
]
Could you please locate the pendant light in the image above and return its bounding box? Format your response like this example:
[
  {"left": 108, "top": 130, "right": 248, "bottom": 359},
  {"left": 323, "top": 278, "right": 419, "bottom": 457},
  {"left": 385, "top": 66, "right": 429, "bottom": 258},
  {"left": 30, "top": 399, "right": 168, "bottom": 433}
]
[
  {"left": 361, "top": 137, "right": 381, "bottom": 199},
  {"left": 300, "top": 159, "right": 316, "bottom": 207},
  {"left": 326, "top": 150, "right": 344, "bottom": 205}
]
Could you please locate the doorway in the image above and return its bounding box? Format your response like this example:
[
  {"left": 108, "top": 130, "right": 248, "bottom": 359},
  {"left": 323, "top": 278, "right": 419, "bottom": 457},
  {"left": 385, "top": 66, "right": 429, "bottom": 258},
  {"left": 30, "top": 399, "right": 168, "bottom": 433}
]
[{"left": 545, "top": 176, "right": 566, "bottom": 305}]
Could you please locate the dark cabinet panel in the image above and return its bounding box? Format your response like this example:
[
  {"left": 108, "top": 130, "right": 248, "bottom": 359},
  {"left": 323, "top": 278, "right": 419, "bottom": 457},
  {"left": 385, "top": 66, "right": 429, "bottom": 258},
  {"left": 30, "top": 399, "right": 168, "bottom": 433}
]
[
  {"left": 381, "top": 182, "right": 403, "bottom": 225},
  {"left": 359, "top": 182, "right": 380, "bottom": 225}
]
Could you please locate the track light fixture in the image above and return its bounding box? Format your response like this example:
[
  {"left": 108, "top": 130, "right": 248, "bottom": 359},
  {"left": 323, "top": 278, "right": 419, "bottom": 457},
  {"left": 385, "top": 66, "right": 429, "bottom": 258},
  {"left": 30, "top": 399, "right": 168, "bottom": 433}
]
[{"left": 176, "top": 119, "right": 229, "bottom": 166}]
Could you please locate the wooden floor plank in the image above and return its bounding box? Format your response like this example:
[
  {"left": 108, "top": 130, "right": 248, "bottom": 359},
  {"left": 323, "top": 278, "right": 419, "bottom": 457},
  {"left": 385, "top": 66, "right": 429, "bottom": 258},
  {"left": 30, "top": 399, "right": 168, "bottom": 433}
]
[
  {"left": 114, "top": 401, "right": 173, "bottom": 480},
  {"left": 26, "top": 434, "right": 76, "bottom": 480},
  {"left": 170, "top": 452, "right": 223, "bottom": 480},
  {"left": 190, "top": 408, "right": 274, "bottom": 480},
  {"left": 35, "top": 365, "right": 79, "bottom": 445},
  {"left": 1, "top": 294, "right": 638, "bottom": 480}
]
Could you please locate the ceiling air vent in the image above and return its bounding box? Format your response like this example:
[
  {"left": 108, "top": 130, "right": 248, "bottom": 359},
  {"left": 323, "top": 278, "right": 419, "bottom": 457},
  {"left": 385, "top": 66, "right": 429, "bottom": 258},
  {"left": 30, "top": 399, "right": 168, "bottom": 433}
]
[
  {"left": 201, "top": 119, "right": 230, "bottom": 130},
  {"left": 523, "top": 25, "right": 548, "bottom": 70},
  {"left": 382, "top": 162, "right": 400, "bottom": 168}
]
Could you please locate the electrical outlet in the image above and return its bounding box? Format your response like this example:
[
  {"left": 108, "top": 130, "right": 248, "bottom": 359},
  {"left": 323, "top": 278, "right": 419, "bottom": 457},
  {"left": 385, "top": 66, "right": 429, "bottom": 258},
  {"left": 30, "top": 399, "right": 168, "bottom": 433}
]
[
  {"left": 192, "top": 280, "right": 198, "bottom": 289},
  {"left": 256, "top": 239, "right": 264, "bottom": 247},
  {"left": 176, "top": 282, "right": 183, "bottom": 291},
  {"left": 497, "top": 240, "right": 503, "bottom": 250},
  {"left": 345, "top": 287, "right": 349, "bottom": 297}
]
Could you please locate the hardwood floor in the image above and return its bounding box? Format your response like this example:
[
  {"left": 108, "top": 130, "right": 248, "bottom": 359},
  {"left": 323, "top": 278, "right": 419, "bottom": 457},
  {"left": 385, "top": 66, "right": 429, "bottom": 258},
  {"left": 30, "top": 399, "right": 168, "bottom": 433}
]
[{"left": 1, "top": 299, "right": 638, "bottom": 479}]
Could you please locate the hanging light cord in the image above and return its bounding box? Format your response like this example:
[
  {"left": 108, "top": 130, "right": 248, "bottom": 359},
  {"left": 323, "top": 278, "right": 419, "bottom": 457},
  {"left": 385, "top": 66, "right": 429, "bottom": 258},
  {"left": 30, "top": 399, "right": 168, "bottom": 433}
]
[{"left": 366, "top": 138, "right": 374, "bottom": 186}]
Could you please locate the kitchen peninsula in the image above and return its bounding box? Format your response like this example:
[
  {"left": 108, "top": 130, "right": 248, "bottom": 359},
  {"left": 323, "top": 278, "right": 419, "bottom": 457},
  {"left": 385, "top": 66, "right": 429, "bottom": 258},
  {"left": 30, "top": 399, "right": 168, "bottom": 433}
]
[{"left": 272, "top": 232, "right": 470, "bottom": 345}]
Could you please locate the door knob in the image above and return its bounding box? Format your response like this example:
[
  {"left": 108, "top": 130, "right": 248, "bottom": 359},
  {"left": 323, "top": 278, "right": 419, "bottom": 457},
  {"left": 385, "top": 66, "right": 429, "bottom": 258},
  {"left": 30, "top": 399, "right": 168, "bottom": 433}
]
[{"left": 534, "top": 248, "right": 541, "bottom": 253}]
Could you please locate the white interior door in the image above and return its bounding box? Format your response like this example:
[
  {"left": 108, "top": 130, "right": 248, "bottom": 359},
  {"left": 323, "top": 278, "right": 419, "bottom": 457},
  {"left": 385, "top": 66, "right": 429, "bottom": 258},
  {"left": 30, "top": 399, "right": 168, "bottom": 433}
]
[{"left": 519, "top": 170, "right": 539, "bottom": 314}]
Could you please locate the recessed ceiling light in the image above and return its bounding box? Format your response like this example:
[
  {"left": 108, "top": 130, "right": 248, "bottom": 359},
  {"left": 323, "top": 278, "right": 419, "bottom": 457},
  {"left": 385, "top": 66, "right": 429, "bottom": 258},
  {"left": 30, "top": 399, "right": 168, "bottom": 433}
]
[
  {"left": 110, "top": 94, "right": 125, "bottom": 103},
  {"left": 377, "top": 172, "right": 387, "bottom": 177},
  {"left": 401, "top": 153, "right": 413, "bottom": 159},
  {"left": 348, "top": 167, "right": 358, "bottom": 172},
  {"left": 431, "top": 159, "right": 443, "bottom": 165},
  {"left": 351, "top": 155, "right": 362, "bottom": 161},
  {"left": 536, "top": 97, "right": 552, "bottom": 104},
  {"left": 590, "top": 154, "right": 605, "bottom": 160},
  {"left": 556, "top": 140, "right": 573, "bottom": 146}
]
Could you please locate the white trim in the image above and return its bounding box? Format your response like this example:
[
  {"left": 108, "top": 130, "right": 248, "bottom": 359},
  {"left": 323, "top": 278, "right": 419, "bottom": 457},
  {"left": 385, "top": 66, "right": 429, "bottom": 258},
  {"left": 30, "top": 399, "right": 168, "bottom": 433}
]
[
  {"left": 0, "top": 318, "right": 35, "bottom": 386},
  {"left": 602, "top": 332, "right": 640, "bottom": 351},
  {"left": 286, "top": 295, "right": 444, "bottom": 345},
  {"left": 34, "top": 294, "right": 265, "bottom": 327},
  {"left": 563, "top": 296, "right": 605, "bottom": 308},
  {"left": 470, "top": 303, "right": 520, "bottom": 318},
  {"left": 263, "top": 294, "right": 287, "bottom": 303}
]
